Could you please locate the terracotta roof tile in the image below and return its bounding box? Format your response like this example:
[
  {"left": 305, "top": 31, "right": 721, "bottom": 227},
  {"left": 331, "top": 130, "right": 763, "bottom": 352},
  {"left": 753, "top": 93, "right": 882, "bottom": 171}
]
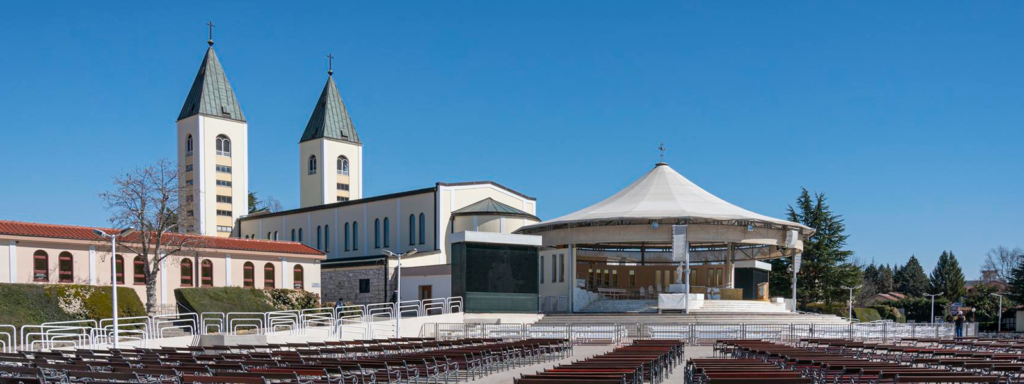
[{"left": 0, "top": 220, "right": 324, "bottom": 257}]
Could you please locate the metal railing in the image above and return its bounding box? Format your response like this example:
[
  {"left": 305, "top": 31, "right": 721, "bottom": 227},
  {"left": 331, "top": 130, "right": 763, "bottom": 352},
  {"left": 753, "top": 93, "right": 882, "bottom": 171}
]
[
  {"left": 431, "top": 320, "right": 976, "bottom": 346},
  {"left": 0, "top": 295, "right": 465, "bottom": 351}
]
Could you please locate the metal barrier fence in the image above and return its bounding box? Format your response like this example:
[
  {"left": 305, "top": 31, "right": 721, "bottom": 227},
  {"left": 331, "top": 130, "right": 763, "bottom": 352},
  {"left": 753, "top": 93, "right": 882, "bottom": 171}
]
[
  {"left": 431, "top": 321, "right": 976, "bottom": 345},
  {"left": 1, "top": 296, "right": 464, "bottom": 351}
]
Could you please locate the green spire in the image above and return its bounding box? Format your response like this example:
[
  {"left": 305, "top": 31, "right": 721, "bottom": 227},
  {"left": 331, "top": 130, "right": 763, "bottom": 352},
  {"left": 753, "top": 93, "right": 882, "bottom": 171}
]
[
  {"left": 299, "top": 75, "right": 359, "bottom": 143},
  {"left": 178, "top": 47, "right": 245, "bottom": 122}
]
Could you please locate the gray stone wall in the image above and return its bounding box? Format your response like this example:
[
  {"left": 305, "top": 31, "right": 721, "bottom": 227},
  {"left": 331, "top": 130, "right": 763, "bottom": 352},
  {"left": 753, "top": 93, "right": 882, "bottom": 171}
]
[{"left": 321, "top": 265, "right": 386, "bottom": 306}]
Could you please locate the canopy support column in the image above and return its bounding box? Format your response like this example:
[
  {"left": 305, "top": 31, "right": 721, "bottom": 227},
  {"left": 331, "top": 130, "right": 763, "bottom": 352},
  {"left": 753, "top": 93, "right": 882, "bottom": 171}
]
[{"left": 725, "top": 243, "right": 734, "bottom": 289}]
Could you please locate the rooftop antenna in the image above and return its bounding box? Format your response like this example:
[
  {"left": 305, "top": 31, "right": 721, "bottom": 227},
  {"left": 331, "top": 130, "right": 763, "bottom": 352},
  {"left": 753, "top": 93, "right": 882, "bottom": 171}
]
[
  {"left": 327, "top": 53, "right": 334, "bottom": 76},
  {"left": 207, "top": 21, "right": 215, "bottom": 46},
  {"left": 657, "top": 142, "right": 667, "bottom": 164}
]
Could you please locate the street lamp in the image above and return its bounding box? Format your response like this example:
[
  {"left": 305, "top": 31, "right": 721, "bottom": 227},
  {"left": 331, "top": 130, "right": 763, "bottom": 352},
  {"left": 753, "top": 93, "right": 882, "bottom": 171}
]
[
  {"left": 841, "top": 285, "right": 862, "bottom": 321},
  {"left": 93, "top": 227, "right": 134, "bottom": 348},
  {"left": 991, "top": 293, "right": 1004, "bottom": 333},
  {"left": 382, "top": 248, "right": 417, "bottom": 338},
  {"left": 924, "top": 292, "right": 943, "bottom": 324}
]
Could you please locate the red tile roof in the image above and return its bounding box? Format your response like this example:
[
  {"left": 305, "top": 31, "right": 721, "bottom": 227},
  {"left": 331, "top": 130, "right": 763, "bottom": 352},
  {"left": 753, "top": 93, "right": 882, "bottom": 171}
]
[{"left": 0, "top": 220, "right": 324, "bottom": 257}]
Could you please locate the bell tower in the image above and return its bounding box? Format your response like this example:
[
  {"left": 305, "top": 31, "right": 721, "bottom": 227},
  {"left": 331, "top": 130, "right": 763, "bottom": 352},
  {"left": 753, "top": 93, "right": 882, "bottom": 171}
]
[
  {"left": 176, "top": 27, "right": 249, "bottom": 236},
  {"left": 299, "top": 56, "right": 363, "bottom": 207}
]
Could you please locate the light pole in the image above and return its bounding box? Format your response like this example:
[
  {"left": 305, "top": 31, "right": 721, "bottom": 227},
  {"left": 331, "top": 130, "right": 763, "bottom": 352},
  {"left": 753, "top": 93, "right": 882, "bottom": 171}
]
[
  {"left": 382, "top": 248, "right": 417, "bottom": 338},
  {"left": 924, "top": 292, "right": 943, "bottom": 324},
  {"left": 991, "top": 293, "right": 1004, "bottom": 333},
  {"left": 841, "top": 285, "right": 861, "bottom": 321},
  {"left": 93, "top": 227, "right": 134, "bottom": 348}
]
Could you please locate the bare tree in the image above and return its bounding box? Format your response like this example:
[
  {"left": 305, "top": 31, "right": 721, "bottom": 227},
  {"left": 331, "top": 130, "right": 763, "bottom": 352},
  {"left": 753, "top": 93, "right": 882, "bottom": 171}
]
[
  {"left": 263, "top": 196, "right": 284, "bottom": 213},
  {"left": 981, "top": 245, "right": 1024, "bottom": 283},
  {"left": 99, "top": 158, "right": 206, "bottom": 313}
]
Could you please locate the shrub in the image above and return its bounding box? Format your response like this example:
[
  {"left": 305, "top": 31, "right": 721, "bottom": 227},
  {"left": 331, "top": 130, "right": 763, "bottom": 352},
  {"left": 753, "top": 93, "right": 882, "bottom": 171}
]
[
  {"left": 0, "top": 283, "right": 145, "bottom": 328},
  {"left": 175, "top": 287, "right": 322, "bottom": 314},
  {"left": 853, "top": 308, "right": 882, "bottom": 323}
]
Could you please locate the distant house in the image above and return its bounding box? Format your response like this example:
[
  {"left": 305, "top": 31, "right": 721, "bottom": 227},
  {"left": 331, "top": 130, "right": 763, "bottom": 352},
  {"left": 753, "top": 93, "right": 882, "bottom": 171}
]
[
  {"left": 868, "top": 291, "right": 907, "bottom": 304},
  {"left": 966, "top": 270, "right": 1007, "bottom": 292}
]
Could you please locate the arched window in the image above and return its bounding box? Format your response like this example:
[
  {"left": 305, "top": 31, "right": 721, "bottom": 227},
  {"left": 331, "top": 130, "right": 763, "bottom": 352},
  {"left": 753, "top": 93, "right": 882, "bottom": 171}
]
[
  {"left": 180, "top": 259, "right": 193, "bottom": 286},
  {"left": 324, "top": 225, "right": 330, "bottom": 252},
  {"left": 274, "top": 231, "right": 278, "bottom": 241},
  {"left": 419, "top": 213, "right": 426, "bottom": 245},
  {"left": 383, "top": 217, "right": 390, "bottom": 248},
  {"left": 267, "top": 232, "right": 272, "bottom": 240},
  {"left": 308, "top": 155, "right": 317, "bottom": 175},
  {"left": 344, "top": 223, "right": 350, "bottom": 251},
  {"left": 133, "top": 256, "right": 145, "bottom": 285},
  {"left": 216, "top": 135, "right": 231, "bottom": 156},
  {"left": 33, "top": 250, "right": 48, "bottom": 282},
  {"left": 58, "top": 252, "right": 73, "bottom": 283},
  {"left": 374, "top": 219, "right": 380, "bottom": 248},
  {"left": 337, "top": 156, "right": 349, "bottom": 175},
  {"left": 291, "top": 229, "right": 296, "bottom": 241},
  {"left": 115, "top": 255, "right": 125, "bottom": 284},
  {"left": 353, "top": 222, "right": 359, "bottom": 250},
  {"left": 317, "top": 226, "right": 322, "bottom": 250},
  {"left": 201, "top": 260, "right": 213, "bottom": 287},
  {"left": 186, "top": 134, "right": 194, "bottom": 156},
  {"left": 409, "top": 215, "right": 416, "bottom": 246},
  {"left": 293, "top": 265, "right": 304, "bottom": 290},
  {"left": 264, "top": 263, "right": 275, "bottom": 289},
  {"left": 243, "top": 262, "right": 255, "bottom": 288},
  {"left": 298, "top": 228, "right": 303, "bottom": 242}
]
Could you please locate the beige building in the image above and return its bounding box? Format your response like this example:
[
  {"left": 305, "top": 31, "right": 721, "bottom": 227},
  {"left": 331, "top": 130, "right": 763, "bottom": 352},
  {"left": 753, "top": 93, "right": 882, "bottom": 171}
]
[
  {"left": 177, "top": 41, "right": 249, "bottom": 237},
  {"left": 0, "top": 220, "right": 325, "bottom": 310}
]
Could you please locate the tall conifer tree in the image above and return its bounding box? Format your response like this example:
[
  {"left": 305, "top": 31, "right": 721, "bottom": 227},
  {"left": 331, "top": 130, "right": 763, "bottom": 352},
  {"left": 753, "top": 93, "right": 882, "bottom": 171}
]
[{"left": 930, "top": 251, "right": 967, "bottom": 302}]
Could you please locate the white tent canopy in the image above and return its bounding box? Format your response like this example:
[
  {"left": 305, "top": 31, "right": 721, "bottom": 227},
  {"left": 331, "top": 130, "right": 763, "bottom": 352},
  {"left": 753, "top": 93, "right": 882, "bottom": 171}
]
[{"left": 518, "top": 162, "right": 813, "bottom": 236}]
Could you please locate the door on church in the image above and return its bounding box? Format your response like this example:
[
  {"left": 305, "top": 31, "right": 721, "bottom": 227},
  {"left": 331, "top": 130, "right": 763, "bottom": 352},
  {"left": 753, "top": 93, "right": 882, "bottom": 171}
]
[{"left": 418, "top": 285, "right": 432, "bottom": 301}]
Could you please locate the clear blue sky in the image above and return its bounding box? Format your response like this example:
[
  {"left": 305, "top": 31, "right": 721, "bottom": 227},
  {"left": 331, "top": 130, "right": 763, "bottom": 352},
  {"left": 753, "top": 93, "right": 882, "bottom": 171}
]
[{"left": 1, "top": 1, "right": 1021, "bottom": 278}]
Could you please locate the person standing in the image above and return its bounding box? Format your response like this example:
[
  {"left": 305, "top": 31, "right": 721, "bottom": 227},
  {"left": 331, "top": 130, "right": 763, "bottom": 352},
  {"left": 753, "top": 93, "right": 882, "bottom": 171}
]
[{"left": 954, "top": 310, "right": 966, "bottom": 338}]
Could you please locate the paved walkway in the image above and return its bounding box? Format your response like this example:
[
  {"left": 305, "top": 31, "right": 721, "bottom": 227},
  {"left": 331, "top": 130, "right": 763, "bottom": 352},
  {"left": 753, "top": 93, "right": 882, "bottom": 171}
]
[{"left": 467, "top": 344, "right": 714, "bottom": 383}]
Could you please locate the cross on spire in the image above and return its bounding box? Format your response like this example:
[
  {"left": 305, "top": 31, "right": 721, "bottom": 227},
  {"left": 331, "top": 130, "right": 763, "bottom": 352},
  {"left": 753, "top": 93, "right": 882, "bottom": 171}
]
[
  {"left": 327, "top": 53, "right": 334, "bottom": 76},
  {"left": 207, "top": 21, "right": 215, "bottom": 46},
  {"left": 658, "top": 142, "right": 667, "bottom": 163}
]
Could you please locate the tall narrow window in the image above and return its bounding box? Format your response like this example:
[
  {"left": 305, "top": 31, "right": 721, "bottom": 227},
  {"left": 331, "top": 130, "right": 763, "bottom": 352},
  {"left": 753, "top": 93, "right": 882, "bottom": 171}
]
[
  {"left": 298, "top": 228, "right": 303, "bottom": 242},
  {"left": 317, "top": 226, "right": 322, "bottom": 250},
  {"left": 629, "top": 270, "right": 636, "bottom": 287},
  {"left": 267, "top": 232, "right": 272, "bottom": 240},
  {"left": 337, "top": 156, "right": 349, "bottom": 175},
  {"left": 180, "top": 259, "right": 193, "bottom": 286},
  {"left": 274, "top": 231, "right": 278, "bottom": 241},
  {"left": 291, "top": 229, "right": 296, "bottom": 241},
  {"left": 133, "top": 256, "right": 145, "bottom": 285},
  {"left": 551, "top": 256, "right": 557, "bottom": 283},
  {"left": 540, "top": 256, "right": 545, "bottom": 284},
  {"left": 216, "top": 135, "right": 231, "bottom": 157},
  {"left": 186, "top": 134, "right": 194, "bottom": 156},
  {"left": 115, "top": 255, "right": 125, "bottom": 284},
  {"left": 308, "top": 155, "right": 317, "bottom": 175},
  {"left": 383, "top": 218, "right": 390, "bottom": 248},
  {"left": 293, "top": 265, "right": 304, "bottom": 290},
  {"left": 409, "top": 215, "right": 416, "bottom": 246},
  {"left": 201, "top": 260, "right": 213, "bottom": 287},
  {"left": 58, "top": 252, "right": 73, "bottom": 283},
  {"left": 612, "top": 270, "right": 619, "bottom": 286},
  {"left": 243, "top": 262, "right": 255, "bottom": 288},
  {"left": 344, "top": 223, "right": 350, "bottom": 251},
  {"left": 559, "top": 254, "right": 565, "bottom": 282},
  {"left": 418, "top": 213, "right": 426, "bottom": 245},
  {"left": 264, "top": 263, "right": 275, "bottom": 289},
  {"left": 374, "top": 219, "right": 380, "bottom": 248},
  {"left": 33, "top": 250, "right": 48, "bottom": 282},
  {"left": 324, "top": 225, "right": 330, "bottom": 252},
  {"left": 352, "top": 222, "right": 359, "bottom": 250}
]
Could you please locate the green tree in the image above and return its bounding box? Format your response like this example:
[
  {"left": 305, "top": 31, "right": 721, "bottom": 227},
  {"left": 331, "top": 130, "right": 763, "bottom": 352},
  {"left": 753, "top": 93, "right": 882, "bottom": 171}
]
[
  {"left": 895, "top": 256, "right": 930, "bottom": 296},
  {"left": 877, "top": 264, "right": 895, "bottom": 292},
  {"left": 783, "top": 188, "right": 859, "bottom": 307},
  {"left": 1006, "top": 261, "right": 1024, "bottom": 305},
  {"left": 963, "top": 282, "right": 1004, "bottom": 330},
  {"left": 929, "top": 251, "right": 967, "bottom": 302}
]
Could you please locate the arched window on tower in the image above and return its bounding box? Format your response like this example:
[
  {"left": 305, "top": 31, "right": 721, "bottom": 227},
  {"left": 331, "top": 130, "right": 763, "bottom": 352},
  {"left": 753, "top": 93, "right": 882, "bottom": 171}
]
[
  {"left": 298, "top": 228, "right": 303, "bottom": 242},
  {"left": 344, "top": 223, "right": 350, "bottom": 251},
  {"left": 419, "top": 213, "right": 426, "bottom": 245},
  {"left": 291, "top": 229, "right": 296, "bottom": 241},
  {"left": 353, "top": 222, "right": 359, "bottom": 251},
  {"left": 383, "top": 217, "right": 390, "bottom": 248},
  {"left": 308, "top": 155, "right": 317, "bottom": 175},
  {"left": 337, "top": 156, "right": 349, "bottom": 175},
  {"left": 324, "top": 225, "right": 330, "bottom": 252},
  {"left": 216, "top": 135, "right": 231, "bottom": 157},
  {"left": 186, "top": 134, "right": 194, "bottom": 156},
  {"left": 317, "top": 226, "right": 322, "bottom": 250}
]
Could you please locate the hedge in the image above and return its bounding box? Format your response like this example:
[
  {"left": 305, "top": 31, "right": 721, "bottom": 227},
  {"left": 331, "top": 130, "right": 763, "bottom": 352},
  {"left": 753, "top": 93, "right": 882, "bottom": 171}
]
[
  {"left": 0, "top": 283, "right": 146, "bottom": 328},
  {"left": 175, "top": 287, "right": 321, "bottom": 314}
]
